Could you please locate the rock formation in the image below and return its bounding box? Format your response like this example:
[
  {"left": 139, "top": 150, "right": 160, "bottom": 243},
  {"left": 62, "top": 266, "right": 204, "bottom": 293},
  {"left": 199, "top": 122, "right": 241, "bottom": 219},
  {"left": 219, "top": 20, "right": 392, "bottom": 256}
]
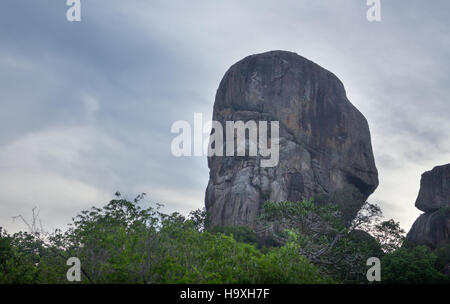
[
  {"left": 406, "top": 164, "right": 450, "bottom": 247},
  {"left": 205, "top": 50, "right": 379, "bottom": 228}
]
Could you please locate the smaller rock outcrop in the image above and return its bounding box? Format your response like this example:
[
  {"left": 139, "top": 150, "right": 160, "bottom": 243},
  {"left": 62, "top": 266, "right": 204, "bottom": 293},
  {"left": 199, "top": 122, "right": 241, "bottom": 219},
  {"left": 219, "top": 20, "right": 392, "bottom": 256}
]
[
  {"left": 415, "top": 164, "right": 450, "bottom": 213},
  {"left": 406, "top": 210, "right": 450, "bottom": 247},
  {"left": 406, "top": 164, "right": 450, "bottom": 248}
]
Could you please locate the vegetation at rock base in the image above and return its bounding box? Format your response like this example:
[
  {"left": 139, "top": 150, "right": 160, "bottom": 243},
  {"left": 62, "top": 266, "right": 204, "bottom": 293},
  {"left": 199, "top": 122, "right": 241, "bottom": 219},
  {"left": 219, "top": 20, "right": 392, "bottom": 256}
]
[
  {"left": 381, "top": 246, "right": 448, "bottom": 283},
  {"left": 0, "top": 193, "right": 448, "bottom": 284},
  {"left": 0, "top": 194, "right": 329, "bottom": 284}
]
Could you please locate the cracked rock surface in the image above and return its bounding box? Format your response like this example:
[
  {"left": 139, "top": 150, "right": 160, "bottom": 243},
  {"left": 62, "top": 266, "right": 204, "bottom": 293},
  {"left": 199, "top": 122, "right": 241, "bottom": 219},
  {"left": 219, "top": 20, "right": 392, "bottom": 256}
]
[
  {"left": 205, "top": 51, "right": 379, "bottom": 228},
  {"left": 406, "top": 164, "right": 450, "bottom": 247}
]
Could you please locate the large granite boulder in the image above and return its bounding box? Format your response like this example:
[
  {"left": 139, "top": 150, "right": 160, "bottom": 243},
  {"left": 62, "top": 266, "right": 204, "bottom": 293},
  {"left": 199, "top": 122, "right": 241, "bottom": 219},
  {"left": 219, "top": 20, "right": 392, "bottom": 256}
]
[
  {"left": 406, "top": 164, "right": 450, "bottom": 248},
  {"left": 205, "top": 50, "right": 379, "bottom": 228}
]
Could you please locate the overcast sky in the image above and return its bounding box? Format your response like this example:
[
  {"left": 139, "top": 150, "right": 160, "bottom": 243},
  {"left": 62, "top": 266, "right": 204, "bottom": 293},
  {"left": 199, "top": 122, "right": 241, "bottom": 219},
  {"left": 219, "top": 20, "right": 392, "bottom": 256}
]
[{"left": 0, "top": 0, "right": 449, "bottom": 233}]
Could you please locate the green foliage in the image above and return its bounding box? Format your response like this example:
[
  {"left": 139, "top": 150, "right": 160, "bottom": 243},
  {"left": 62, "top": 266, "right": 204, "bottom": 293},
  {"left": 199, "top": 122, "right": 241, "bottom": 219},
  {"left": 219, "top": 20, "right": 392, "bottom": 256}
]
[
  {"left": 0, "top": 194, "right": 328, "bottom": 284},
  {"left": 371, "top": 220, "right": 405, "bottom": 253},
  {"left": 149, "top": 227, "right": 261, "bottom": 283},
  {"left": 0, "top": 228, "right": 41, "bottom": 283},
  {"left": 253, "top": 242, "right": 334, "bottom": 284},
  {"left": 381, "top": 246, "right": 449, "bottom": 283},
  {"left": 257, "top": 199, "right": 363, "bottom": 281},
  {"left": 210, "top": 225, "right": 260, "bottom": 247},
  {"left": 2, "top": 194, "right": 447, "bottom": 284},
  {"left": 257, "top": 199, "right": 409, "bottom": 283}
]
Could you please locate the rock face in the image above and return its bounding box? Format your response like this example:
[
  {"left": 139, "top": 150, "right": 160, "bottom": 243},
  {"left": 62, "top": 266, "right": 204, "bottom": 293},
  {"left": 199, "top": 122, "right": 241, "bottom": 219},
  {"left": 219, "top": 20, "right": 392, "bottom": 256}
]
[
  {"left": 415, "top": 164, "right": 450, "bottom": 213},
  {"left": 406, "top": 164, "right": 450, "bottom": 247},
  {"left": 205, "top": 51, "right": 379, "bottom": 228}
]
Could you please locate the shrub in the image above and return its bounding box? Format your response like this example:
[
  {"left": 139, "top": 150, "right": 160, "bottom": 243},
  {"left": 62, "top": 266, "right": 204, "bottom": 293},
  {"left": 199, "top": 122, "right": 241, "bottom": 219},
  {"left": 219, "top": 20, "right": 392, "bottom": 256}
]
[{"left": 381, "top": 246, "right": 448, "bottom": 283}]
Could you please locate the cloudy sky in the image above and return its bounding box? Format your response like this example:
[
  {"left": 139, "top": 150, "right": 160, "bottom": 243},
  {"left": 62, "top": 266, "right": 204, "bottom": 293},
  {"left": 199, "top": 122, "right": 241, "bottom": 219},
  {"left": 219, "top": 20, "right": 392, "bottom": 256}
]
[{"left": 0, "top": 0, "right": 449, "bottom": 233}]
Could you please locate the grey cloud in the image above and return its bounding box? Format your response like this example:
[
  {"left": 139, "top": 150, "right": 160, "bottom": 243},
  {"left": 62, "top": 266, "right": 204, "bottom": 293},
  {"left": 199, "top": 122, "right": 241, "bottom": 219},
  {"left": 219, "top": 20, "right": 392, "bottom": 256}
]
[{"left": 0, "top": 0, "right": 449, "bottom": 232}]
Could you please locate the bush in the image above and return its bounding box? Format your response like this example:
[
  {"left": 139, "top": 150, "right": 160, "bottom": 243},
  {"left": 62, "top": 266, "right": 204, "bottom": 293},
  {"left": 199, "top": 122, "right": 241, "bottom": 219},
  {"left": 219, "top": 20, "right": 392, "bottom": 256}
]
[
  {"left": 381, "top": 246, "right": 448, "bottom": 283},
  {"left": 210, "top": 225, "right": 260, "bottom": 247},
  {"left": 253, "top": 242, "right": 334, "bottom": 284}
]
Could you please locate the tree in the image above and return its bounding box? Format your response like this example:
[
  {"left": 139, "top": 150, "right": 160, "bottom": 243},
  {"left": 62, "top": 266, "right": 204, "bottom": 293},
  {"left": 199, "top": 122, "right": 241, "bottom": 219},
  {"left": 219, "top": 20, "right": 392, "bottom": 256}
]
[
  {"left": 256, "top": 198, "right": 406, "bottom": 282},
  {"left": 371, "top": 220, "right": 405, "bottom": 253},
  {"left": 0, "top": 228, "right": 42, "bottom": 283},
  {"left": 257, "top": 200, "right": 362, "bottom": 281}
]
